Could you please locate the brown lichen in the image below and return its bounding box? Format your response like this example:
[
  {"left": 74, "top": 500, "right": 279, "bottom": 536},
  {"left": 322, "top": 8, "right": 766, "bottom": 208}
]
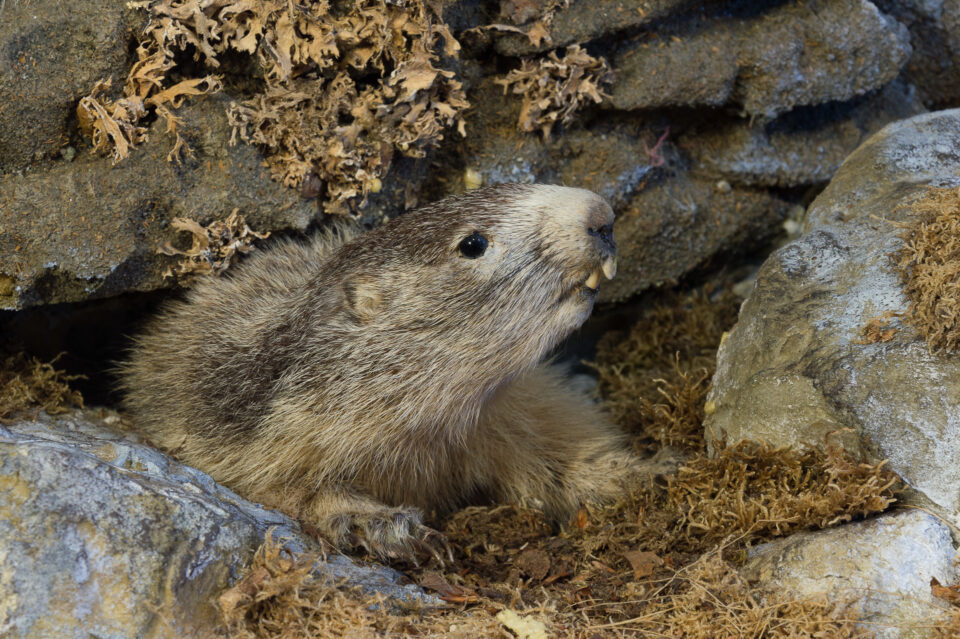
[
  {"left": 894, "top": 185, "right": 960, "bottom": 352},
  {"left": 0, "top": 353, "right": 84, "bottom": 421},
  {"left": 158, "top": 209, "right": 269, "bottom": 283},
  {"left": 495, "top": 44, "right": 613, "bottom": 139},
  {"left": 79, "top": 0, "right": 468, "bottom": 215}
]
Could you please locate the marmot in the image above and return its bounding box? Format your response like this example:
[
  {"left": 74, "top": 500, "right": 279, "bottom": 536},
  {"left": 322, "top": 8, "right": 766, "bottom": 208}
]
[{"left": 120, "top": 184, "right": 643, "bottom": 560}]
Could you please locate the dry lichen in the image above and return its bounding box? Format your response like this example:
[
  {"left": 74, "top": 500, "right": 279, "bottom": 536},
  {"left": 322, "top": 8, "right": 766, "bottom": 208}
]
[
  {"left": 495, "top": 44, "right": 613, "bottom": 139},
  {"left": 78, "top": 0, "right": 468, "bottom": 214},
  {"left": 894, "top": 185, "right": 960, "bottom": 352},
  {"left": 0, "top": 352, "right": 84, "bottom": 420},
  {"left": 158, "top": 209, "right": 269, "bottom": 282}
]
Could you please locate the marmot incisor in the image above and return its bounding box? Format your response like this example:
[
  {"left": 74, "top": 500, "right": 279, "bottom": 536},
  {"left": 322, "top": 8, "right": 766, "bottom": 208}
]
[{"left": 120, "top": 184, "right": 642, "bottom": 560}]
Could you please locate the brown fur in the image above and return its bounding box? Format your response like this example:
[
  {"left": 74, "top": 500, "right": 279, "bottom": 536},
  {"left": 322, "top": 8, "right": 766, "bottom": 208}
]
[{"left": 120, "top": 184, "right": 646, "bottom": 560}]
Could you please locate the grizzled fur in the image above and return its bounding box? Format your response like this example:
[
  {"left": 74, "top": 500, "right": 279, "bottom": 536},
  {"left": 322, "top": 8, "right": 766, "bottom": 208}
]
[{"left": 120, "top": 184, "right": 645, "bottom": 560}]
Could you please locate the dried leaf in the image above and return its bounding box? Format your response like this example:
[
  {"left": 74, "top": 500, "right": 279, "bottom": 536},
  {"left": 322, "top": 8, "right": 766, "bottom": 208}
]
[
  {"left": 623, "top": 550, "right": 663, "bottom": 579},
  {"left": 419, "top": 572, "right": 479, "bottom": 603}
]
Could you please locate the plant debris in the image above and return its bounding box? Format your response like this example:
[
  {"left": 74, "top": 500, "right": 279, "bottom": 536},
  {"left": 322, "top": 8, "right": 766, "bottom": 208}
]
[
  {"left": 495, "top": 44, "right": 613, "bottom": 139},
  {"left": 78, "top": 0, "right": 468, "bottom": 214},
  {"left": 219, "top": 533, "right": 515, "bottom": 639},
  {"left": 855, "top": 310, "right": 900, "bottom": 344},
  {"left": 591, "top": 290, "right": 741, "bottom": 452},
  {"left": 0, "top": 352, "right": 84, "bottom": 421},
  {"left": 894, "top": 185, "right": 960, "bottom": 352},
  {"left": 158, "top": 209, "right": 269, "bottom": 283}
]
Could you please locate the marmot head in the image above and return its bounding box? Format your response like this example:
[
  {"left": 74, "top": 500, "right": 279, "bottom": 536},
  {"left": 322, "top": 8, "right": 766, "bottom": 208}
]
[{"left": 305, "top": 184, "right": 617, "bottom": 427}]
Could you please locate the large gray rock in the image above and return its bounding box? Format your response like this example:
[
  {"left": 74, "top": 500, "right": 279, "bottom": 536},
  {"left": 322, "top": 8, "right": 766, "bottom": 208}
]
[
  {"left": 0, "top": 97, "right": 319, "bottom": 310},
  {"left": 742, "top": 510, "right": 958, "bottom": 639},
  {"left": 0, "top": 410, "right": 431, "bottom": 638},
  {"left": 0, "top": 0, "right": 144, "bottom": 174},
  {"left": 704, "top": 109, "right": 960, "bottom": 525},
  {"left": 609, "top": 0, "right": 912, "bottom": 118}
]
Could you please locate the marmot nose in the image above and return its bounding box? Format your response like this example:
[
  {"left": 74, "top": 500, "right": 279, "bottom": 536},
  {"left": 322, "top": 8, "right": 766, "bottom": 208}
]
[{"left": 588, "top": 223, "right": 617, "bottom": 256}]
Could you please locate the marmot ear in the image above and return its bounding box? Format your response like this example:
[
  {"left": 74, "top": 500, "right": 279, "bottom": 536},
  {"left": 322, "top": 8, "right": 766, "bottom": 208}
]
[{"left": 342, "top": 276, "right": 383, "bottom": 322}]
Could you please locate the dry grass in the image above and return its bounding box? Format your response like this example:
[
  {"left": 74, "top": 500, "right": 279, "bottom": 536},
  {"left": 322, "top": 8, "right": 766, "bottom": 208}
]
[
  {"left": 495, "top": 45, "right": 613, "bottom": 139},
  {"left": 157, "top": 209, "right": 269, "bottom": 283},
  {"left": 78, "top": 0, "right": 468, "bottom": 215},
  {"left": 0, "top": 352, "right": 84, "bottom": 421},
  {"left": 894, "top": 185, "right": 960, "bottom": 352}
]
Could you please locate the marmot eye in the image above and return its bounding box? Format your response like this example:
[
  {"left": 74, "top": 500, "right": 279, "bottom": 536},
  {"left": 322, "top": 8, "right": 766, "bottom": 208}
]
[{"left": 458, "top": 232, "right": 488, "bottom": 259}]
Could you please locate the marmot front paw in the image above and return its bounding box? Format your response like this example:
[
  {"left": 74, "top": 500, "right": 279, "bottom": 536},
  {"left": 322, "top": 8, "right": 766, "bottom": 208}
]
[{"left": 324, "top": 506, "right": 452, "bottom": 565}]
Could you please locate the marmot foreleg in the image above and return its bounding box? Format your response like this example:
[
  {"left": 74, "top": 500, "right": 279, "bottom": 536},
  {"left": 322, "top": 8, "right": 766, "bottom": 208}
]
[{"left": 469, "top": 363, "right": 648, "bottom": 525}]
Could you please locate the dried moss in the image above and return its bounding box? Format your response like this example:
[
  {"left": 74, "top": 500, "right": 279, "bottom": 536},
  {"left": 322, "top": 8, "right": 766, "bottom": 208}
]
[
  {"left": 79, "top": 0, "right": 468, "bottom": 215},
  {"left": 591, "top": 290, "right": 741, "bottom": 451},
  {"left": 495, "top": 45, "right": 613, "bottom": 139},
  {"left": 0, "top": 353, "right": 84, "bottom": 420},
  {"left": 157, "top": 209, "right": 269, "bottom": 283},
  {"left": 218, "top": 534, "right": 531, "bottom": 639},
  {"left": 894, "top": 185, "right": 960, "bottom": 352}
]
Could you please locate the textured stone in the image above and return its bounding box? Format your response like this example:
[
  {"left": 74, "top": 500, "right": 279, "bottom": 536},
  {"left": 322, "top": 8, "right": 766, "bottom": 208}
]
[
  {"left": 874, "top": 0, "right": 960, "bottom": 107},
  {"left": 0, "top": 0, "right": 144, "bottom": 174},
  {"left": 493, "top": 0, "right": 690, "bottom": 56},
  {"left": 742, "top": 511, "right": 958, "bottom": 639},
  {"left": 609, "top": 0, "right": 911, "bottom": 118},
  {"left": 601, "top": 174, "right": 790, "bottom": 302},
  {"left": 0, "top": 410, "right": 432, "bottom": 639},
  {"left": 0, "top": 96, "right": 319, "bottom": 310},
  {"left": 704, "top": 109, "right": 960, "bottom": 525},
  {"left": 684, "top": 80, "right": 926, "bottom": 188}
]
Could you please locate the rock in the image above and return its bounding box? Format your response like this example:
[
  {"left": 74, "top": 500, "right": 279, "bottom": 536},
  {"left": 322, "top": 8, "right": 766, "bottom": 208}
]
[
  {"left": 874, "top": 0, "right": 960, "bottom": 107},
  {"left": 742, "top": 510, "right": 957, "bottom": 639},
  {"left": 0, "top": 0, "right": 145, "bottom": 174},
  {"left": 493, "top": 0, "right": 689, "bottom": 56},
  {"left": 609, "top": 0, "right": 912, "bottom": 118},
  {"left": 601, "top": 174, "right": 790, "bottom": 302},
  {"left": 704, "top": 109, "right": 960, "bottom": 524},
  {"left": 0, "top": 96, "right": 319, "bottom": 310},
  {"left": 684, "top": 80, "right": 926, "bottom": 188},
  {"left": 0, "top": 410, "right": 432, "bottom": 639}
]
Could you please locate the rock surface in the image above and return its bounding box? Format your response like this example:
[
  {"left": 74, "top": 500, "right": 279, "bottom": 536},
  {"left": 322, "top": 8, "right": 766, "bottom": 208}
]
[
  {"left": 742, "top": 510, "right": 958, "bottom": 639},
  {"left": 493, "top": 0, "right": 689, "bottom": 56},
  {"left": 874, "top": 0, "right": 960, "bottom": 107},
  {"left": 684, "top": 80, "right": 926, "bottom": 188},
  {"left": 0, "top": 410, "right": 431, "bottom": 639},
  {"left": 704, "top": 109, "right": 960, "bottom": 524},
  {"left": 609, "top": 0, "right": 911, "bottom": 118},
  {"left": 0, "top": 0, "right": 144, "bottom": 174},
  {"left": 0, "top": 97, "right": 319, "bottom": 310}
]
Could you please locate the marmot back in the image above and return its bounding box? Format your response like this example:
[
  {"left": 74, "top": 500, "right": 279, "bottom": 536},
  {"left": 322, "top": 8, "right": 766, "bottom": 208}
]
[{"left": 121, "top": 183, "right": 643, "bottom": 560}]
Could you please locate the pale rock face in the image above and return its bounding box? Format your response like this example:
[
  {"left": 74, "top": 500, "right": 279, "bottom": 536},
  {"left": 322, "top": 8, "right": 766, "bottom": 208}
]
[
  {"left": 704, "top": 109, "right": 960, "bottom": 527},
  {"left": 742, "top": 511, "right": 958, "bottom": 639},
  {"left": 0, "top": 411, "right": 432, "bottom": 639}
]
